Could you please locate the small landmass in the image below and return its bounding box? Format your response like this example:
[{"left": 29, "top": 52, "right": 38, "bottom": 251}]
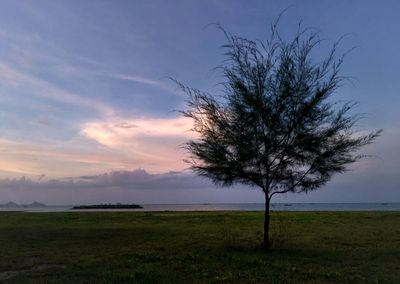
[{"left": 71, "top": 203, "right": 143, "bottom": 210}]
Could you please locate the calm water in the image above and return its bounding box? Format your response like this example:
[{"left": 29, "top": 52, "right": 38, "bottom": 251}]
[{"left": 1, "top": 203, "right": 400, "bottom": 212}]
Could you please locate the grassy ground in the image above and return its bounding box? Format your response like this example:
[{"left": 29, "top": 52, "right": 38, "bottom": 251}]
[{"left": 0, "top": 211, "right": 399, "bottom": 283}]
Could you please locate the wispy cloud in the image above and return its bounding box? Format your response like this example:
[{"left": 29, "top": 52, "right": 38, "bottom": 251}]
[
  {"left": 60, "top": 65, "right": 181, "bottom": 96},
  {"left": 103, "top": 72, "right": 182, "bottom": 95},
  {"left": 0, "top": 61, "right": 115, "bottom": 116},
  {"left": 105, "top": 73, "right": 165, "bottom": 88}
]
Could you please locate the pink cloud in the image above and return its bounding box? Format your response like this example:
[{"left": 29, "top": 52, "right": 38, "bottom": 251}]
[{"left": 81, "top": 116, "right": 194, "bottom": 172}]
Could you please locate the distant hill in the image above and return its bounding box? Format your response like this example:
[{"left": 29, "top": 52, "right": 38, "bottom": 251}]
[
  {"left": 23, "top": 202, "right": 47, "bottom": 208},
  {"left": 0, "top": 201, "right": 47, "bottom": 208},
  {"left": 0, "top": 201, "right": 21, "bottom": 208}
]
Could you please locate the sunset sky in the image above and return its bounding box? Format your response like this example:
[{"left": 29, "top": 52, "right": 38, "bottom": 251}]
[{"left": 0, "top": 0, "right": 399, "bottom": 204}]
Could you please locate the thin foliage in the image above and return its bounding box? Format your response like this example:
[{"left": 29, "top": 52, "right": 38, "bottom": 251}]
[{"left": 178, "top": 21, "right": 381, "bottom": 248}]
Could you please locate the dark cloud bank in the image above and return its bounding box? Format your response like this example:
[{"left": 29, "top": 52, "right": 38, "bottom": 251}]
[
  {"left": 0, "top": 169, "right": 213, "bottom": 191},
  {"left": 0, "top": 166, "right": 398, "bottom": 205}
]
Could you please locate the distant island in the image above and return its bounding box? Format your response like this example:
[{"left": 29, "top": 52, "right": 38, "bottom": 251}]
[
  {"left": 0, "top": 201, "right": 46, "bottom": 208},
  {"left": 71, "top": 203, "right": 143, "bottom": 210}
]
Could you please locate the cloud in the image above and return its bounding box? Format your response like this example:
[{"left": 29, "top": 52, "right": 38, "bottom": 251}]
[
  {"left": 103, "top": 72, "right": 183, "bottom": 96},
  {"left": 105, "top": 73, "right": 165, "bottom": 88},
  {"left": 0, "top": 114, "right": 195, "bottom": 178},
  {"left": 60, "top": 65, "right": 181, "bottom": 96},
  {"left": 82, "top": 116, "right": 193, "bottom": 147},
  {"left": 75, "top": 169, "right": 212, "bottom": 190},
  {"left": 1, "top": 165, "right": 398, "bottom": 205},
  {"left": 0, "top": 168, "right": 212, "bottom": 191},
  {"left": 0, "top": 168, "right": 265, "bottom": 205},
  {"left": 0, "top": 138, "right": 142, "bottom": 178},
  {"left": 0, "top": 61, "right": 115, "bottom": 116},
  {"left": 81, "top": 116, "right": 194, "bottom": 171}
]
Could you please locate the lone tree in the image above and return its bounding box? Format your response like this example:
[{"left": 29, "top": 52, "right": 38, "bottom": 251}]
[{"left": 179, "top": 23, "right": 381, "bottom": 249}]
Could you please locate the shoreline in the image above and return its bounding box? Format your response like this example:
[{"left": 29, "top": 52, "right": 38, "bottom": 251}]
[{"left": 1, "top": 202, "right": 400, "bottom": 213}]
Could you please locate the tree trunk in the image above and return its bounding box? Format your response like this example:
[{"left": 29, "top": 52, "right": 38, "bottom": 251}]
[{"left": 263, "top": 193, "right": 271, "bottom": 250}]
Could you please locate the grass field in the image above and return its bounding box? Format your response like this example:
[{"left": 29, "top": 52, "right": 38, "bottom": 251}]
[{"left": 0, "top": 211, "right": 399, "bottom": 283}]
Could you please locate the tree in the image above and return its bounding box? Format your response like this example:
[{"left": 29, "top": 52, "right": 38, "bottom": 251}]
[{"left": 178, "top": 22, "right": 381, "bottom": 249}]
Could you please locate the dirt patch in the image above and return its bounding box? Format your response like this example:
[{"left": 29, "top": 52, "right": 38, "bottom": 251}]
[{"left": 0, "top": 264, "right": 65, "bottom": 281}]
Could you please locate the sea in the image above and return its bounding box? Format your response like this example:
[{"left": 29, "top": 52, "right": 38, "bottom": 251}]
[{"left": 1, "top": 203, "right": 400, "bottom": 212}]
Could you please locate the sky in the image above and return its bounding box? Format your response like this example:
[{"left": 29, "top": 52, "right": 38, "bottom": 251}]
[{"left": 0, "top": 0, "right": 399, "bottom": 205}]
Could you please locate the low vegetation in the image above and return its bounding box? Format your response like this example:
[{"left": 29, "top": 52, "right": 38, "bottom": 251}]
[
  {"left": 0, "top": 211, "right": 399, "bottom": 283},
  {"left": 71, "top": 204, "right": 143, "bottom": 210}
]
